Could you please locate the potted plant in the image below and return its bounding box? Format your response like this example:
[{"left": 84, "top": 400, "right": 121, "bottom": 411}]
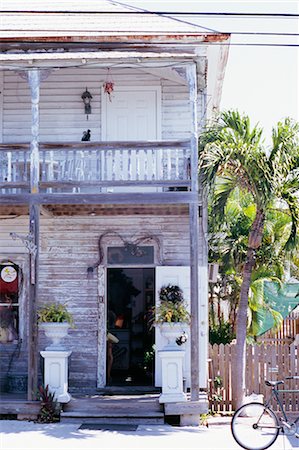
[
  {"left": 38, "top": 302, "right": 74, "bottom": 350},
  {"left": 153, "top": 284, "right": 190, "bottom": 347}
]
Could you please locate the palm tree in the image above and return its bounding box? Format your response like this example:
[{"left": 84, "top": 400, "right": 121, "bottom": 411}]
[
  {"left": 208, "top": 189, "right": 289, "bottom": 339},
  {"left": 199, "top": 111, "right": 299, "bottom": 409}
]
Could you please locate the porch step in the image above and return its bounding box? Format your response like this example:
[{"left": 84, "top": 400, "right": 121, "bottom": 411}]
[
  {"left": 0, "top": 400, "right": 40, "bottom": 420},
  {"left": 60, "top": 393, "right": 165, "bottom": 425},
  {"left": 60, "top": 411, "right": 164, "bottom": 424}
]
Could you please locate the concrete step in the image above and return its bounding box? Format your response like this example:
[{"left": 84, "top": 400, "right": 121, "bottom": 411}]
[
  {"left": 60, "top": 393, "right": 165, "bottom": 424},
  {"left": 60, "top": 411, "right": 165, "bottom": 424}
]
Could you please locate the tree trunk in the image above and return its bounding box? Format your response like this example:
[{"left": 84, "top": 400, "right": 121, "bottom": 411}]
[{"left": 232, "top": 209, "right": 265, "bottom": 410}]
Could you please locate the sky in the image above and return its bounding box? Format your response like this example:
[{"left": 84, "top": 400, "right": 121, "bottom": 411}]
[{"left": 125, "top": 1, "right": 299, "bottom": 146}]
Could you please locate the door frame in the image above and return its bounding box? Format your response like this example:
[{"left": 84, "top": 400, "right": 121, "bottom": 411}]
[
  {"left": 101, "top": 85, "right": 162, "bottom": 141},
  {"left": 97, "top": 264, "right": 156, "bottom": 388}
]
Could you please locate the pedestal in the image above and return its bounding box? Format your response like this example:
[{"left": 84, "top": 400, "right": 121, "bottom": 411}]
[
  {"left": 158, "top": 349, "right": 187, "bottom": 403},
  {"left": 40, "top": 350, "right": 72, "bottom": 403}
]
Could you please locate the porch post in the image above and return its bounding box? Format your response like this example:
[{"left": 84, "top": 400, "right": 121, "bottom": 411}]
[
  {"left": 186, "top": 64, "right": 200, "bottom": 401},
  {"left": 27, "top": 69, "right": 40, "bottom": 400}
]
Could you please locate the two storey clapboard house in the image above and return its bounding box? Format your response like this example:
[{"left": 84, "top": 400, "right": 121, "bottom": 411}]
[{"left": 0, "top": 0, "right": 230, "bottom": 407}]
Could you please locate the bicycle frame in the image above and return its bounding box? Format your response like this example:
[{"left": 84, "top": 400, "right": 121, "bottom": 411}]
[
  {"left": 231, "top": 377, "right": 299, "bottom": 450},
  {"left": 264, "top": 381, "right": 299, "bottom": 433}
]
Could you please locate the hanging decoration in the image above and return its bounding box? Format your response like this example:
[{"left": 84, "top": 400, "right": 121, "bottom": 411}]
[
  {"left": 103, "top": 68, "right": 114, "bottom": 102},
  {"left": 81, "top": 88, "right": 92, "bottom": 120}
]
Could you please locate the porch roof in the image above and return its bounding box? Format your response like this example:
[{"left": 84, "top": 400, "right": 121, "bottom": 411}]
[{"left": 0, "top": 0, "right": 229, "bottom": 45}]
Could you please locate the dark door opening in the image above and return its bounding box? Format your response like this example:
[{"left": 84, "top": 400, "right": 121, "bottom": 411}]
[{"left": 107, "top": 268, "right": 155, "bottom": 386}]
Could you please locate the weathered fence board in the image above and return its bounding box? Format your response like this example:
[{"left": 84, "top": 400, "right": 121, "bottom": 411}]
[{"left": 209, "top": 343, "right": 299, "bottom": 413}]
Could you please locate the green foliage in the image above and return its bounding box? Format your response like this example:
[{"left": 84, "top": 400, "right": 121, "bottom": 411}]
[
  {"left": 209, "top": 320, "right": 235, "bottom": 345},
  {"left": 159, "top": 284, "right": 185, "bottom": 303},
  {"left": 36, "top": 384, "right": 60, "bottom": 423},
  {"left": 154, "top": 300, "right": 191, "bottom": 324},
  {"left": 152, "top": 284, "right": 191, "bottom": 325},
  {"left": 208, "top": 375, "right": 224, "bottom": 412},
  {"left": 143, "top": 345, "right": 155, "bottom": 372},
  {"left": 208, "top": 183, "right": 299, "bottom": 337},
  {"left": 37, "top": 303, "right": 74, "bottom": 327}
]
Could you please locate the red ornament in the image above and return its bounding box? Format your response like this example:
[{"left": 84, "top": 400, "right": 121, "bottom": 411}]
[{"left": 103, "top": 69, "right": 114, "bottom": 102}]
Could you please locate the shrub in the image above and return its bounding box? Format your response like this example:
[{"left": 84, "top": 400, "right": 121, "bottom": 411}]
[{"left": 209, "top": 320, "right": 235, "bottom": 345}]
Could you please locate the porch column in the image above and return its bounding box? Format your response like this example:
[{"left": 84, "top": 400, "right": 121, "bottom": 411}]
[
  {"left": 27, "top": 69, "right": 40, "bottom": 400},
  {"left": 187, "top": 64, "right": 200, "bottom": 401}
]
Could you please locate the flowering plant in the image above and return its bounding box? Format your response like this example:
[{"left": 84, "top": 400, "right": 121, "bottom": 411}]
[{"left": 152, "top": 284, "right": 190, "bottom": 324}]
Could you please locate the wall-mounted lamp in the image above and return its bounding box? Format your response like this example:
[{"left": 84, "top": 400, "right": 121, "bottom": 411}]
[
  {"left": 87, "top": 266, "right": 94, "bottom": 280},
  {"left": 81, "top": 88, "right": 92, "bottom": 119}
]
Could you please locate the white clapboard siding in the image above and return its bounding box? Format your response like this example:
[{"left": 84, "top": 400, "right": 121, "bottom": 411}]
[
  {"left": 38, "top": 214, "right": 192, "bottom": 388},
  {"left": 2, "top": 68, "right": 192, "bottom": 143},
  {"left": 0, "top": 216, "right": 29, "bottom": 254}
]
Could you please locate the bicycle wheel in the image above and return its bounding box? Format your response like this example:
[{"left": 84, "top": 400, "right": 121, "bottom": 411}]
[{"left": 231, "top": 402, "right": 279, "bottom": 450}]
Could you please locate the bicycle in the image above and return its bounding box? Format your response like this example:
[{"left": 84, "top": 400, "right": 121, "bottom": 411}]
[{"left": 231, "top": 376, "right": 299, "bottom": 450}]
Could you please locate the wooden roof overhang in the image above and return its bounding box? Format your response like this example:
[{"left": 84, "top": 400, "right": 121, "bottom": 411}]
[
  {"left": 0, "top": 32, "right": 230, "bottom": 44},
  {"left": 0, "top": 37, "right": 229, "bottom": 70},
  {"left": 0, "top": 203, "right": 190, "bottom": 217}
]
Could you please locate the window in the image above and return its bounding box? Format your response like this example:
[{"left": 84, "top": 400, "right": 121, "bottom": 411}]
[
  {"left": 0, "top": 262, "right": 20, "bottom": 343},
  {"left": 107, "top": 246, "right": 154, "bottom": 265}
]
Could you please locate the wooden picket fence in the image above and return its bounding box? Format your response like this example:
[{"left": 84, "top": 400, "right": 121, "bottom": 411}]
[
  {"left": 208, "top": 343, "right": 299, "bottom": 413},
  {"left": 257, "top": 312, "right": 298, "bottom": 344}
]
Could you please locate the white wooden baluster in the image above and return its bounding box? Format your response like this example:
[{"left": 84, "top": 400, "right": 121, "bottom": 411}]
[
  {"left": 156, "top": 147, "right": 162, "bottom": 181},
  {"left": 96, "top": 149, "right": 100, "bottom": 181},
  {"left": 165, "top": 148, "right": 171, "bottom": 180},
  {"left": 48, "top": 150, "right": 54, "bottom": 181},
  {"left": 119, "top": 149, "right": 123, "bottom": 180},
  {"left": 23, "top": 150, "right": 28, "bottom": 182},
  {"left": 136, "top": 149, "right": 140, "bottom": 181},
  {"left": 175, "top": 148, "right": 179, "bottom": 180},
  {"left": 41, "top": 150, "right": 46, "bottom": 181},
  {"left": 133, "top": 149, "right": 138, "bottom": 180},
  {"left": 144, "top": 148, "right": 148, "bottom": 181},
  {"left": 58, "top": 150, "right": 64, "bottom": 182},
  {"left": 14, "top": 150, "right": 20, "bottom": 181},
  {"left": 150, "top": 148, "right": 155, "bottom": 181},
  {"left": 112, "top": 149, "right": 116, "bottom": 181},
  {"left": 104, "top": 150, "right": 108, "bottom": 181},
  {"left": 7, "top": 151, "right": 12, "bottom": 182},
  {"left": 128, "top": 149, "right": 132, "bottom": 181},
  {"left": 64, "top": 150, "right": 69, "bottom": 180},
  {"left": 72, "top": 150, "right": 77, "bottom": 180}
]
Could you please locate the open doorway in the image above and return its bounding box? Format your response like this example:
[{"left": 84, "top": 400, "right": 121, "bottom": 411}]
[{"left": 107, "top": 268, "right": 155, "bottom": 386}]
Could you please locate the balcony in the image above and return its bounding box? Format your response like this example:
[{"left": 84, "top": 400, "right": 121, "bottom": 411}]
[{"left": 0, "top": 141, "right": 191, "bottom": 197}]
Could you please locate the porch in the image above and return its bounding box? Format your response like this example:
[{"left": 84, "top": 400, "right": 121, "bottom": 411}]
[
  {"left": 0, "top": 140, "right": 191, "bottom": 195},
  {"left": 0, "top": 391, "right": 164, "bottom": 424},
  {"left": 0, "top": 390, "right": 207, "bottom": 425}
]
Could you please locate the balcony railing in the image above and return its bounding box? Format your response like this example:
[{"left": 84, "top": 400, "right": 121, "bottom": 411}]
[{"left": 0, "top": 141, "right": 191, "bottom": 194}]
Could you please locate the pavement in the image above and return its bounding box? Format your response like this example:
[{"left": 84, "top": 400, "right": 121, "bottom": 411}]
[{"left": 0, "top": 416, "right": 298, "bottom": 450}]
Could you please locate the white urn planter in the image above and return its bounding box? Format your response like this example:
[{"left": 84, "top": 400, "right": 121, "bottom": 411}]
[
  {"left": 158, "top": 322, "right": 188, "bottom": 404},
  {"left": 160, "top": 322, "right": 188, "bottom": 349},
  {"left": 40, "top": 322, "right": 70, "bottom": 351}
]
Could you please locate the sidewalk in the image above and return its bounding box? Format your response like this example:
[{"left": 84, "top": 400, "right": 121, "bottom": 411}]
[{"left": 0, "top": 417, "right": 297, "bottom": 450}]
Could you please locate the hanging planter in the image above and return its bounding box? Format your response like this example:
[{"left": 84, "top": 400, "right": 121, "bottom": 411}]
[{"left": 103, "top": 68, "right": 114, "bottom": 102}]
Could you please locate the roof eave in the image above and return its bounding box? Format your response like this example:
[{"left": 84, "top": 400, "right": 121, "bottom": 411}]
[{"left": 0, "top": 33, "right": 230, "bottom": 45}]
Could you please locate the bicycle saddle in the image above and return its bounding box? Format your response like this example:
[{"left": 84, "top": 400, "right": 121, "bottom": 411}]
[{"left": 265, "top": 380, "right": 284, "bottom": 387}]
